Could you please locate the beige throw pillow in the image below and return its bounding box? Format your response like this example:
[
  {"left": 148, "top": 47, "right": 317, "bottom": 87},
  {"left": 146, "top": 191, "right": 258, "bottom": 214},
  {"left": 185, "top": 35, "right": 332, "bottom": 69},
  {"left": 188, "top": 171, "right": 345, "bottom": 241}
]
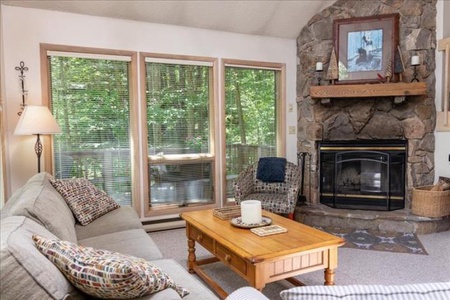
[
  {"left": 51, "top": 178, "right": 120, "bottom": 225},
  {"left": 33, "top": 235, "right": 189, "bottom": 299}
]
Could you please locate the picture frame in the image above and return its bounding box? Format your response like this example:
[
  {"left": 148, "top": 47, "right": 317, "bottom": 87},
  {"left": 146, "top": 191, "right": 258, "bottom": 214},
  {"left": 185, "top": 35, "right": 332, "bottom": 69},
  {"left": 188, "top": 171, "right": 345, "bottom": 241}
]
[{"left": 333, "top": 14, "right": 399, "bottom": 84}]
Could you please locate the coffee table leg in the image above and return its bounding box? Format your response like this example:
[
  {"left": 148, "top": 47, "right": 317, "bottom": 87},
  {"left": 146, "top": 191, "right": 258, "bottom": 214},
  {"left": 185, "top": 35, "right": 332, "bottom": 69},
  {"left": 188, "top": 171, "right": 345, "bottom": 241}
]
[
  {"left": 187, "top": 237, "right": 196, "bottom": 274},
  {"left": 324, "top": 268, "right": 335, "bottom": 285},
  {"left": 324, "top": 247, "right": 338, "bottom": 285}
]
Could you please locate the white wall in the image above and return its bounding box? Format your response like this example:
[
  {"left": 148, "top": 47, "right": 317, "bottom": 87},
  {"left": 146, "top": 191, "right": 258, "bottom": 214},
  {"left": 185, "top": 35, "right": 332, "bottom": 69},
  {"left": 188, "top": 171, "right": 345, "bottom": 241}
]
[
  {"left": 3, "top": 2, "right": 448, "bottom": 201},
  {"left": 435, "top": 0, "right": 450, "bottom": 179},
  {"left": 1, "top": 5, "right": 297, "bottom": 198},
  {"left": 0, "top": 3, "right": 6, "bottom": 208}
]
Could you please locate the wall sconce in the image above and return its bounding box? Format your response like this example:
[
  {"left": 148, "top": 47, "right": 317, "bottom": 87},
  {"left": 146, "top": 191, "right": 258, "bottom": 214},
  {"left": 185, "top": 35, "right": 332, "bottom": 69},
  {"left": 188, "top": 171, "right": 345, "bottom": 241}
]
[
  {"left": 411, "top": 55, "right": 420, "bottom": 82},
  {"left": 15, "top": 61, "right": 29, "bottom": 115},
  {"left": 14, "top": 105, "right": 61, "bottom": 173}
]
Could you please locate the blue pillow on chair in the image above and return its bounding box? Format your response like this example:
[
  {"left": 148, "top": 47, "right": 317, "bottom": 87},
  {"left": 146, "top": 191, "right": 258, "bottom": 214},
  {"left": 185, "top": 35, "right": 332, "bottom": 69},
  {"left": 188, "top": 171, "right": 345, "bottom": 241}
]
[{"left": 256, "top": 157, "right": 287, "bottom": 182}]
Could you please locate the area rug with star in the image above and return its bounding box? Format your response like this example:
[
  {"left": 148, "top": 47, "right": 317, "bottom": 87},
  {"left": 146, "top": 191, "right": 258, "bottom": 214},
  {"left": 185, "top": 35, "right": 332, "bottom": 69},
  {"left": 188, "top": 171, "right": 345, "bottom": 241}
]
[{"left": 315, "top": 226, "right": 428, "bottom": 255}]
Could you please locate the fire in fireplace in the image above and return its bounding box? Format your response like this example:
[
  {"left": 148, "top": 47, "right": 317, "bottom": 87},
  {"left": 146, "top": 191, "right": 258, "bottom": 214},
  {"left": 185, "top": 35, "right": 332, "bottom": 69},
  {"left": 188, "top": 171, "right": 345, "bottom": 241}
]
[{"left": 319, "top": 140, "right": 407, "bottom": 211}]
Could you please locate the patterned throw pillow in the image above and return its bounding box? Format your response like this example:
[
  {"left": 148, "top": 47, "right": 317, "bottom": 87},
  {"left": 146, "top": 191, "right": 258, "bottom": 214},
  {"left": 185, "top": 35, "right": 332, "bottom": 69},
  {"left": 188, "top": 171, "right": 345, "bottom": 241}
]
[
  {"left": 51, "top": 178, "right": 120, "bottom": 225},
  {"left": 33, "top": 235, "right": 189, "bottom": 299}
]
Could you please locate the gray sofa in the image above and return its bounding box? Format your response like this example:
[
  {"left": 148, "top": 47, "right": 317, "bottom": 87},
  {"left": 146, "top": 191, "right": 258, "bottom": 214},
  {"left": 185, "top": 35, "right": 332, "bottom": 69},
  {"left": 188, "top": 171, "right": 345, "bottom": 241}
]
[{"left": 0, "top": 172, "right": 218, "bottom": 300}]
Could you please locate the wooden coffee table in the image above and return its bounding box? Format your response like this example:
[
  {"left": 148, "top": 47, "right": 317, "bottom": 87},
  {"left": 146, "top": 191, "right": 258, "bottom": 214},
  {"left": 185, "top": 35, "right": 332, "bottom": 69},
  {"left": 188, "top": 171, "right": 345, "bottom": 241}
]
[{"left": 180, "top": 209, "right": 345, "bottom": 299}]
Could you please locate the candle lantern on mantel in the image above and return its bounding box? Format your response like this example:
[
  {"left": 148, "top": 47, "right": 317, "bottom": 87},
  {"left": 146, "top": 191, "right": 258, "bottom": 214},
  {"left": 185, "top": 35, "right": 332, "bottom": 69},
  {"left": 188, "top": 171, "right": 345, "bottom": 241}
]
[{"left": 315, "top": 59, "right": 323, "bottom": 86}]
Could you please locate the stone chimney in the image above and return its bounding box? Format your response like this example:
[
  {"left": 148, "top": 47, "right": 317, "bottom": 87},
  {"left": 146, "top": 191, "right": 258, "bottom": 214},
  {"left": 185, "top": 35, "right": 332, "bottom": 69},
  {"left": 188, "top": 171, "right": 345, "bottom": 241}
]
[{"left": 297, "top": 0, "right": 437, "bottom": 208}]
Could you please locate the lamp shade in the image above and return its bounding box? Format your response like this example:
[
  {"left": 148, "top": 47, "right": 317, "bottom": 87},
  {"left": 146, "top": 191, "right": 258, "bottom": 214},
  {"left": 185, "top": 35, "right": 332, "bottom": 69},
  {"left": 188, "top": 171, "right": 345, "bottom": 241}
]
[{"left": 14, "top": 105, "right": 61, "bottom": 135}]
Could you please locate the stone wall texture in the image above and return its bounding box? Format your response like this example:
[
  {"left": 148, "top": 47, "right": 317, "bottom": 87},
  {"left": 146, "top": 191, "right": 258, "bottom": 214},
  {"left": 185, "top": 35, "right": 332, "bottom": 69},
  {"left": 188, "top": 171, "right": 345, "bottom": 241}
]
[{"left": 297, "top": 0, "right": 437, "bottom": 207}]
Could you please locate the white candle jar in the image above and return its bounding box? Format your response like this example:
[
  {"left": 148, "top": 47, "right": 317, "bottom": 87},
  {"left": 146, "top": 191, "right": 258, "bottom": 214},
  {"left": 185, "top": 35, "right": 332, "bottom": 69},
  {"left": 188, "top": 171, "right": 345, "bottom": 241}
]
[{"left": 240, "top": 200, "right": 262, "bottom": 224}]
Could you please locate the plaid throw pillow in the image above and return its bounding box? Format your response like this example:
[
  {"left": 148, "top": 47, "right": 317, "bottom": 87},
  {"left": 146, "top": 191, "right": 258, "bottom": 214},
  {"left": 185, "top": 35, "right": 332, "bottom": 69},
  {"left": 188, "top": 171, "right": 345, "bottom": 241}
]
[
  {"left": 51, "top": 178, "right": 120, "bottom": 225},
  {"left": 33, "top": 235, "right": 189, "bottom": 299}
]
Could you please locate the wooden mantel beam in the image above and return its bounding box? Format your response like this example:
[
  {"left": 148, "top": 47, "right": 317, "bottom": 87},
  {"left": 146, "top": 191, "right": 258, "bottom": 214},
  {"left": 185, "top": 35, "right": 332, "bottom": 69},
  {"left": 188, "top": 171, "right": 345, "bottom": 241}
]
[{"left": 310, "top": 82, "right": 427, "bottom": 99}]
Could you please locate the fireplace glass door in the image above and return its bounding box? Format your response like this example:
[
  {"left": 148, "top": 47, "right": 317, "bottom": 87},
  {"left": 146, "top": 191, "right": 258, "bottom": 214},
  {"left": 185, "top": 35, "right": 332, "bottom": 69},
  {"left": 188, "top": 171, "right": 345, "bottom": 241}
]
[{"left": 319, "top": 140, "right": 406, "bottom": 211}]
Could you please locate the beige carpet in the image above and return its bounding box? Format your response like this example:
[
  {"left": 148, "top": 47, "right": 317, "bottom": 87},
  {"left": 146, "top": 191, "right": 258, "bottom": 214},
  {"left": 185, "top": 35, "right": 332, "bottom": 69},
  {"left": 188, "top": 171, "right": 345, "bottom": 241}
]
[{"left": 149, "top": 228, "right": 450, "bottom": 299}]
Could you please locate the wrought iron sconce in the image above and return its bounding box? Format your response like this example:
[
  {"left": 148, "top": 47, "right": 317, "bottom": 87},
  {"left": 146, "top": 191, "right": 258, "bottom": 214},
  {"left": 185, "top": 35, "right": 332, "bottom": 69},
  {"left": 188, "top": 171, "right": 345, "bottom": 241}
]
[
  {"left": 15, "top": 61, "right": 29, "bottom": 115},
  {"left": 410, "top": 55, "right": 420, "bottom": 83}
]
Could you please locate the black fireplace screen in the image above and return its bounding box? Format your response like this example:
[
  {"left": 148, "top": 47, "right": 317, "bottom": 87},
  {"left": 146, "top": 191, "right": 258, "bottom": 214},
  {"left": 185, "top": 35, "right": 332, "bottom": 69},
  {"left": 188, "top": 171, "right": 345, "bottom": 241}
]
[{"left": 319, "top": 140, "right": 407, "bottom": 211}]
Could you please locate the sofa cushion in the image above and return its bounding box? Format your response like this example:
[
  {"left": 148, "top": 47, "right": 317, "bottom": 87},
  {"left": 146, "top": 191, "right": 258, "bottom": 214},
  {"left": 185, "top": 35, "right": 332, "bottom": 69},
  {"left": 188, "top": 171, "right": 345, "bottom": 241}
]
[
  {"left": 78, "top": 228, "right": 163, "bottom": 261},
  {"left": 75, "top": 206, "right": 143, "bottom": 240},
  {"left": 0, "top": 216, "right": 82, "bottom": 299},
  {"left": 51, "top": 178, "right": 120, "bottom": 226},
  {"left": 1, "top": 172, "right": 78, "bottom": 243},
  {"left": 33, "top": 235, "right": 189, "bottom": 299},
  {"left": 254, "top": 161, "right": 298, "bottom": 194},
  {"left": 256, "top": 157, "right": 287, "bottom": 182},
  {"left": 279, "top": 282, "right": 450, "bottom": 300}
]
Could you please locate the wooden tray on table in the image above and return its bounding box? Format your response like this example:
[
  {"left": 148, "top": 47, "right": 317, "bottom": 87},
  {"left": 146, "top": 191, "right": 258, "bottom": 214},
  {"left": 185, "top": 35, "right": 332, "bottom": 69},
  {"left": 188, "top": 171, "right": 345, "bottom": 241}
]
[{"left": 213, "top": 206, "right": 241, "bottom": 220}]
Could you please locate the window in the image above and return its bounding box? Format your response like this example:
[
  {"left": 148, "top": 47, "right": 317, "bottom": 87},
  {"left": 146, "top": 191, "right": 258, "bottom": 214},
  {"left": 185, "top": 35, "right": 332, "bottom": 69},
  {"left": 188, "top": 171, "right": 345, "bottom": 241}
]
[
  {"left": 141, "top": 54, "right": 218, "bottom": 215},
  {"left": 42, "top": 45, "right": 138, "bottom": 207},
  {"left": 41, "top": 45, "right": 285, "bottom": 218},
  {"left": 223, "top": 60, "right": 285, "bottom": 201}
]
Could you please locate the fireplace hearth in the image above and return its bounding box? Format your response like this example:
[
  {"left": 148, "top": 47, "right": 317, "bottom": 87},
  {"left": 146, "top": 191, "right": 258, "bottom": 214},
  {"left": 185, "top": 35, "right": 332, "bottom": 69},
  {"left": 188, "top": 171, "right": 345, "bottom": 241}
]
[{"left": 319, "top": 140, "right": 407, "bottom": 211}]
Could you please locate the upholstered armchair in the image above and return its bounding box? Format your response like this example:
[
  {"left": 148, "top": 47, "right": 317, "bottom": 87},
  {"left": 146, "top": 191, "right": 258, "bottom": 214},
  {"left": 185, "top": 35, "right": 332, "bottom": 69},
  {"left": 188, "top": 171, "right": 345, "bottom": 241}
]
[{"left": 233, "top": 158, "right": 302, "bottom": 219}]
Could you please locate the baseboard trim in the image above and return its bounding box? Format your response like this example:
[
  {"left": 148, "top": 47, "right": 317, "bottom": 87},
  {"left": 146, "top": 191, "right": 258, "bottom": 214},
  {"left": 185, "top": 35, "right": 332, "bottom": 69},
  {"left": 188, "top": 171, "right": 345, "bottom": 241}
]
[{"left": 143, "top": 220, "right": 186, "bottom": 232}]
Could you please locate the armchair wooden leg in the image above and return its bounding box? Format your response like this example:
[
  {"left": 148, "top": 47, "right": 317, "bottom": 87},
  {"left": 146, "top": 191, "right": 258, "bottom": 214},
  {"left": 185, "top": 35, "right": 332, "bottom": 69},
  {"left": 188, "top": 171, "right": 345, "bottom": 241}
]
[{"left": 288, "top": 212, "right": 294, "bottom": 220}]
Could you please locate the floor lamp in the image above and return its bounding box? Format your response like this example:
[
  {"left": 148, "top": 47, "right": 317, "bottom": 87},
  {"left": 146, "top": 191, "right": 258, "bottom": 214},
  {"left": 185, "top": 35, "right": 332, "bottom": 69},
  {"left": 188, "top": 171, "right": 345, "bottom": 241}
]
[{"left": 14, "top": 105, "right": 61, "bottom": 173}]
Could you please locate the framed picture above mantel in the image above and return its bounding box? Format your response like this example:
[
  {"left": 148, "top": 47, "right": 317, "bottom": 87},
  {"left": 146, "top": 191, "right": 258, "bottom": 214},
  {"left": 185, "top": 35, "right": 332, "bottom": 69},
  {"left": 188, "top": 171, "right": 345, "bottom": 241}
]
[{"left": 333, "top": 14, "right": 399, "bottom": 84}]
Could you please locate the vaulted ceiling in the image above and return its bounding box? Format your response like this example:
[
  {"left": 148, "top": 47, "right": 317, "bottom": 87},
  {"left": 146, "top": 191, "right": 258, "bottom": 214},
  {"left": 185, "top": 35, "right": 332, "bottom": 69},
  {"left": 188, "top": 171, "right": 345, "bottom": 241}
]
[{"left": 1, "top": 0, "right": 335, "bottom": 39}]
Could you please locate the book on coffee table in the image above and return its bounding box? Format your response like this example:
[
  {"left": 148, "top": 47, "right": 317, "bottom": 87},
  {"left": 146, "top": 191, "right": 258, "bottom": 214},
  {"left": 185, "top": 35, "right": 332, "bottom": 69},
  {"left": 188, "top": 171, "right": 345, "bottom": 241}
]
[{"left": 250, "top": 225, "right": 287, "bottom": 236}]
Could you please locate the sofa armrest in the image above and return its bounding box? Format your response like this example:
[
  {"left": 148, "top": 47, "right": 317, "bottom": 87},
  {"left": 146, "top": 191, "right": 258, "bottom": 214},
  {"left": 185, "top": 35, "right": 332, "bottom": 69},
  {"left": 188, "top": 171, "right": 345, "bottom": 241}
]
[
  {"left": 279, "top": 282, "right": 450, "bottom": 300},
  {"left": 226, "top": 287, "right": 270, "bottom": 300}
]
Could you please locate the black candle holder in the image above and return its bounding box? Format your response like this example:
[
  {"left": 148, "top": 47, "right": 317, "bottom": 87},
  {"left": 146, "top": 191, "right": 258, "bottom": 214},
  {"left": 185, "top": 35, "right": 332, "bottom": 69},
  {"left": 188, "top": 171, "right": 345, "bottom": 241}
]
[
  {"left": 411, "top": 64, "right": 419, "bottom": 82},
  {"left": 316, "top": 70, "right": 323, "bottom": 86}
]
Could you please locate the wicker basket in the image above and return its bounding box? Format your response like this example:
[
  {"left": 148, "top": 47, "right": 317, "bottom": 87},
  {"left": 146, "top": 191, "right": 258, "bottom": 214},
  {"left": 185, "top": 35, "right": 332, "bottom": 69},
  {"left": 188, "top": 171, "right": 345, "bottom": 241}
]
[{"left": 412, "top": 186, "right": 450, "bottom": 218}]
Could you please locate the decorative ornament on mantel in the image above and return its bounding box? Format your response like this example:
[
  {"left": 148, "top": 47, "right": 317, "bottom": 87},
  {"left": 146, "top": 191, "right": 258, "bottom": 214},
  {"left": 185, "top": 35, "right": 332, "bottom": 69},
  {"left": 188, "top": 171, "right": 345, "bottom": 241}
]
[
  {"left": 394, "top": 46, "right": 405, "bottom": 82},
  {"left": 385, "top": 57, "right": 392, "bottom": 83},
  {"left": 327, "top": 47, "right": 338, "bottom": 85}
]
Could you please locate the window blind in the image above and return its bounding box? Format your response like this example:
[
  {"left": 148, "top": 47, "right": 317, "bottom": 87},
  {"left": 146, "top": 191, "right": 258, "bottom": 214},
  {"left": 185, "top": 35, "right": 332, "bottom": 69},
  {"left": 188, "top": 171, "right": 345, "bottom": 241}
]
[
  {"left": 145, "top": 60, "right": 214, "bottom": 207},
  {"left": 48, "top": 55, "right": 132, "bottom": 206}
]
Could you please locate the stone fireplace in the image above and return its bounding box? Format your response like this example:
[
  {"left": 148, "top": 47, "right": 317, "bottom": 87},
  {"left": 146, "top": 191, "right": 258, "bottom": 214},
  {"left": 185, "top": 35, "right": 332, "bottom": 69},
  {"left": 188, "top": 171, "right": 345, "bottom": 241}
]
[{"left": 296, "top": 0, "right": 437, "bottom": 211}]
